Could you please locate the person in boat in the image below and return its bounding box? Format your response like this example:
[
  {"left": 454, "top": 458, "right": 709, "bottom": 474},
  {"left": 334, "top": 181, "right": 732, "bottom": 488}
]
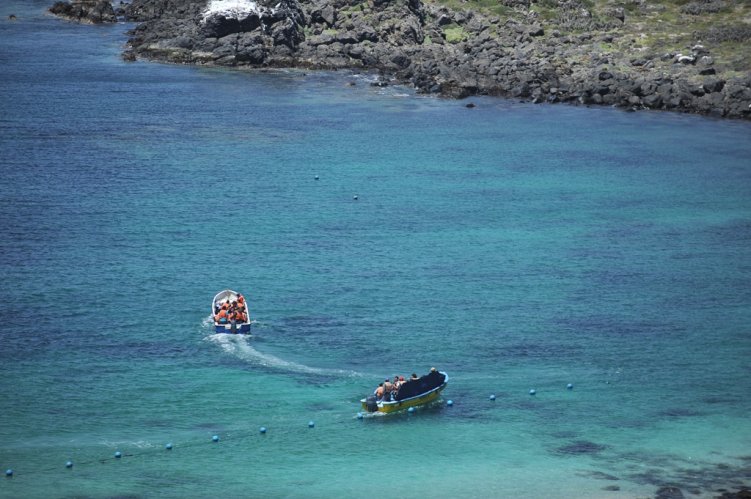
[
  {"left": 375, "top": 383, "right": 384, "bottom": 400},
  {"left": 393, "top": 375, "right": 401, "bottom": 389},
  {"left": 383, "top": 378, "right": 394, "bottom": 401},
  {"left": 215, "top": 307, "right": 229, "bottom": 324},
  {"left": 232, "top": 307, "right": 247, "bottom": 323}
]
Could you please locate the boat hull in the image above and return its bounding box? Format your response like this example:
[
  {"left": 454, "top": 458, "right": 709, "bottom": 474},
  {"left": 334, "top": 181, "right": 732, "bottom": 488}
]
[
  {"left": 214, "top": 322, "right": 251, "bottom": 334},
  {"left": 360, "top": 372, "right": 449, "bottom": 414}
]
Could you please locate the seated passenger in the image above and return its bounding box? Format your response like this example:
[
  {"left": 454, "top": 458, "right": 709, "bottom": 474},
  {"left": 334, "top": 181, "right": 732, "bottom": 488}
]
[
  {"left": 383, "top": 378, "right": 394, "bottom": 401},
  {"left": 215, "top": 308, "right": 228, "bottom": 323},
  {"left": 375, "top": 383, "right": 384, "bottom": 400},
  {"left": 410, "top": 373, "right": 419, "bottom": 381}
]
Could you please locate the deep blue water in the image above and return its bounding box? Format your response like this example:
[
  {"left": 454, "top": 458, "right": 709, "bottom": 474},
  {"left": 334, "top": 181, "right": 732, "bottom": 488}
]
[{"left": 1, "top": 2, "right": 751, "bottom": 497}]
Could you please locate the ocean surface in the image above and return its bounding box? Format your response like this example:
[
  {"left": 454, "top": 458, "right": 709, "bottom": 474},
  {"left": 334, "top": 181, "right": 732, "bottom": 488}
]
[{"left": 1, "top": 2, "right": 751, "bottom": 498}]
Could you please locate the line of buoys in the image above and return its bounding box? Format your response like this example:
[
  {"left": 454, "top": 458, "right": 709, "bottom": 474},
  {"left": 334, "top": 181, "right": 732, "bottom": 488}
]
[{"left": 3, "top": 387, "right": 578, "bottom": 479}]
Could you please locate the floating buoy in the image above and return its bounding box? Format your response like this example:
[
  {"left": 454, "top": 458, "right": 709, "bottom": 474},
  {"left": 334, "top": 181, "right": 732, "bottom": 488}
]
[
  {"left": 114, "top": 451, "right": 122, "bottom": 459},
  {"left": 65, "top": 461, "right": 73, "bottom": 468},
  {"left": 489, "top": 394, "right": 496, "bottom": 401},
  {"left": 259, "top": 427, "right": 267, "bottom": 434},
  {"left": 356, "top": 413, "right": 363, "bottom": 420},
  {"left": 212, "top": 435, "right": 220, "bottom": 442},
  {"left": 5, "top": 469, "right": 12, "bottom": 477},
  {"left": 567, "top": 383, "right": 574, "bottom": 390},
  {"left": 407, "top": 407, "right": 415, "bottom": 414},
  {"left": 529, "top": 389, "right": 536, "bottom": 396},
  {"left": 353, "top": 195, "right": 358, "bottom": 201},
  {"left": 447, "top": 400, "right": 453, "bottom": 406},
  {"left": 165, "top": 443, "right": 173, "bottom": 450},
  {"left": 314, "top": 175, "right": 319, "bottom": 180},
  {"left": 308, "top": 421, "right": 315, "bottom": 428}
]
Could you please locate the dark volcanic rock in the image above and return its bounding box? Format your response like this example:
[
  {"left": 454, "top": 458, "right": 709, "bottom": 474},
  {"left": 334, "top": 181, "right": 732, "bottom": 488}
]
[
  {"left": 48, "top": 0, "right": 751, "bottom": 120},
  {"left": 49, "top": 0, "right": 116, "bottom": 23}
]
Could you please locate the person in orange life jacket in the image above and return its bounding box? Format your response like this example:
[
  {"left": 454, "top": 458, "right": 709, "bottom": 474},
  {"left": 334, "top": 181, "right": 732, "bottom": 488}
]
[{"left": 215, "top": 308, "right": 229, "bottom": 323}]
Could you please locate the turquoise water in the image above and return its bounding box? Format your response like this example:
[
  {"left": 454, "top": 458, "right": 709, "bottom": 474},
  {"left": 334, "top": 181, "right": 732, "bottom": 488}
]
[{"left": 2, "top": 2, "right": 751, "bottom": 497}]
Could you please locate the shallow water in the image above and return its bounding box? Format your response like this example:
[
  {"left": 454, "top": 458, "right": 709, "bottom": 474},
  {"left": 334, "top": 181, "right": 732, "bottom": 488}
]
[{"left": 1, "top": 2, "right": 751, "bottom": 498}]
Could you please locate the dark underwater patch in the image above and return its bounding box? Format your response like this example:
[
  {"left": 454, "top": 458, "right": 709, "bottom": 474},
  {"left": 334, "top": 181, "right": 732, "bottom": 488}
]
[{"left": 555, "top": 440, "right": 608, "bottom": 456}]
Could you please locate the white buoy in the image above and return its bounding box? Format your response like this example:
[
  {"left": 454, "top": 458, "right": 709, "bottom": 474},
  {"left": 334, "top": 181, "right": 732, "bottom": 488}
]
[
  {"left": 489, "top": 394, "right": 496, "bottom": 401},
  {"left": 5, "top": 469, "right": 13, "bottom": 477},
  {"left": 66, "top": 460, "right": 73, "bottom": 468},
  {"left": 447, "top": 400, "right": 453, "bottom": 406},
  {"left": 529, "top": 389, "right": 536, "bottom": 396},
  {"left": 408, "top": 407, "right": 415, "bottom": 414},
  {"left": 308, "top": 421, "right": 315, "bottom": 428},
  {"left": 260, "top": 427, "right": 267, "bottom": 434},
  {"left": 356, "top": 413, "right": 363, "bottom": 419},
  {"left": 353, "top": 195, "right": 358, "bottom": 200},
  {"left": 314, "top": 175, "right": 319, "bottom": 180},
  {"left": 114, "top": 451, "right": 122, "bottom": 459},
  {"left": 212, "top": 435, "right": 220, "bottom": 442},
  {"left": 165, "top": 443, "right": 173, "bottom": 450},
  {"left": 567, "top": 383, "right": 574, "bottom": 390}
]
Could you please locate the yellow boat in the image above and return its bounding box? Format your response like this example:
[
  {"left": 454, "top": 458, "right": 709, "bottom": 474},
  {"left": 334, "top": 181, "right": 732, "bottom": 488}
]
[{"left": 361, "top": 371, "right": 449, "bottom": 414}]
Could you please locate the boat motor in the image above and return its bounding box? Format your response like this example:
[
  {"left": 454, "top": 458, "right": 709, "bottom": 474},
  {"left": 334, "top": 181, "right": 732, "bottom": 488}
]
[{"left": 365, "top": 395, "right": 378, "bottom": 412}]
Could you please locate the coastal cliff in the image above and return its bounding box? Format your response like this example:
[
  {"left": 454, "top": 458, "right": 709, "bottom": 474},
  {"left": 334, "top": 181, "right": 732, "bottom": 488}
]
[{"left": 51, "top": 0, "right": 751, "bottom": 119}]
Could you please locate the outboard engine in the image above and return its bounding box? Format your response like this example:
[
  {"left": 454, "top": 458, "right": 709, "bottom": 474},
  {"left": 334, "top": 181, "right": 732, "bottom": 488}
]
[{"left": 365, "top": 395, "right": 378, "bottom": 412}]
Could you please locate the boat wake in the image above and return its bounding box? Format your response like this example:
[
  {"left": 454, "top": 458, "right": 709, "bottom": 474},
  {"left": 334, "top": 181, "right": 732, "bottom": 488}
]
[{"left": 204, "top": 325, "right": 361, "bottom": 378}]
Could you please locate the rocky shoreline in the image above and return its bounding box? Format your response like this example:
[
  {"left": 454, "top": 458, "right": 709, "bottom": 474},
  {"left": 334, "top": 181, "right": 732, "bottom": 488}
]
[{"left": 49, "top": 0, "right": 751, "bottom": 119}]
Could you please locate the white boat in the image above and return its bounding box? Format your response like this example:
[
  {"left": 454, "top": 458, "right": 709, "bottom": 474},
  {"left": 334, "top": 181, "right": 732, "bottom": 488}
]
[{"left": 212, "top": 289, "right": 251, "bottom": 334}]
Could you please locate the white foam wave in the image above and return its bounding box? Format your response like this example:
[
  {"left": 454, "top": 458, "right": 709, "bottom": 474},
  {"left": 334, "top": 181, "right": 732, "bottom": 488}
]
[
  {"left": 206, "top": 333, "right": 360, "bottom": 377},
  {"left": 202, "top": 0, "right": 260, "bottom": 22}
]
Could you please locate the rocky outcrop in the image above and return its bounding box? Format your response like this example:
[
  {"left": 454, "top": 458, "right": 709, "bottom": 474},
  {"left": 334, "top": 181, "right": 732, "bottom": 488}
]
[
  {"left": 52, "top": 0, "right": 751, "bottom": 119},
  {"left": 49, "top": 0, "right": 117, "bottom": 23}
]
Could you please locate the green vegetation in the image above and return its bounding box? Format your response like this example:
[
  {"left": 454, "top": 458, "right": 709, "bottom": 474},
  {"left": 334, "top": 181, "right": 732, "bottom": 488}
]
[
  {"left": 442, "top": 24, "right": 468, "bottom": 43},
  {"left": 422, "top": 0, "right": 749, "bottom": 72}
]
